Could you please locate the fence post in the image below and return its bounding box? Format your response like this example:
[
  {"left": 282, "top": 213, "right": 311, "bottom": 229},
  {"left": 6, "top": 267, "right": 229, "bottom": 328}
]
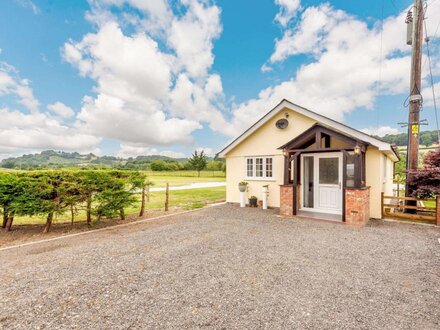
[
  {"left": 436, "top": 195, "right": 440, "bottom": 226},
  {"left": 381, "top": 192, "right": 384, "bottom": 219},
  {"left": 165, "top": 183, "right": 169, "bottom": 212}
]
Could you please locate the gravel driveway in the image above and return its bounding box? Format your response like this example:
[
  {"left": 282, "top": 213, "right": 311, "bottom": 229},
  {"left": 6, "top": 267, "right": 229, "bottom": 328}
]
[{"left": 1, "top": 204, "right": 439, "bottom": 329}]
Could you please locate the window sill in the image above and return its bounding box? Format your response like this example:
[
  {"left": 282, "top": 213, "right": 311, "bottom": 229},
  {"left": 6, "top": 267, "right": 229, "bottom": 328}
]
[{"left": 245, "top": 177, "right": 276, "bottom": 182}]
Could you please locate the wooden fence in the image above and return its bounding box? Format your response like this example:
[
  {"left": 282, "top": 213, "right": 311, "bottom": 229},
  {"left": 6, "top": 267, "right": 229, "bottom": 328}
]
[{"left": 381, "top": 193, "right": 439, "bottom": 225}]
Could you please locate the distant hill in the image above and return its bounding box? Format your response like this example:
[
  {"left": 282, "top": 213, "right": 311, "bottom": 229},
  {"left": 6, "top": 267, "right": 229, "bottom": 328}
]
[
  {"left": 373, "top": 130, "right": 439, "bottom": 147},
  {"left": 0, "top": 150, "right": 187, "bottom": 170}
]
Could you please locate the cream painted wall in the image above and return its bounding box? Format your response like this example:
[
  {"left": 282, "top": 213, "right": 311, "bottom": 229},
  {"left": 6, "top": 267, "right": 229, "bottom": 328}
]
[
  {"left": 226, "top": 108, "right": 316, "bottom": 157},
  {"left": 225, "top": 107, "right": 316, "bottom": 207},
  {"left": 226, "top": 155, "right": 284, "bottom": 207},
  {"left": 365, "top": 147, "right": 395, "bottom": 218}
]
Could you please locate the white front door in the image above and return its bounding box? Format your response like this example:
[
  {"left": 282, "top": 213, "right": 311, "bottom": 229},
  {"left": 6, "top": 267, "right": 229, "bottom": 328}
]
[
  {"left": 301, "top": 153, "right": 342, "bottom": 214},
  {"left": 316, "top": 154, "right": 342, "bottom": 213}
]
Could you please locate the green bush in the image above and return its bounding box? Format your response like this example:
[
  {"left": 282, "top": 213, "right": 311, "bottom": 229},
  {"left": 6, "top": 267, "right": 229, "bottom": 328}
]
[{"left": 0, "top": 170, "right": 149, "bottom": 233}]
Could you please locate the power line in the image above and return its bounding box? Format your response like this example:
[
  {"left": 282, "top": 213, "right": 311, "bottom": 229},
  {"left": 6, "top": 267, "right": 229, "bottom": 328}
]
[
  {"left": 389, "top": 0, "right": 400, "bottom": 11},
  {"left": 423, "top": 17, "right": 440, "bottom": 142},
  {"left": 377, "top": 0, "right": 385, "bottom": 128},
  {"left": 422, "top": 0, "right": 440, "bottom": 70}
]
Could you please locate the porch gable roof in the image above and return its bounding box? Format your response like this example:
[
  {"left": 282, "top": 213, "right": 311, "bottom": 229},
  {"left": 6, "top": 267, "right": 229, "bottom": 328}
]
[{"left": 277, "top": 123, "right": 367, "bottom": 151}]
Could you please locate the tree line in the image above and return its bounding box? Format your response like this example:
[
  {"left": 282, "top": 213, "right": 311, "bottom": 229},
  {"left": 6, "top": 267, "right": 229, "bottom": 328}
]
[
  {"left": 377, "top": 130, "right": 439, "bottom": 147},
  {"left": 0, "top": 170, "right": 152, "bottom": 233},
  {"left": 0, "top": 149, "right": 226, "bottom": 173}
]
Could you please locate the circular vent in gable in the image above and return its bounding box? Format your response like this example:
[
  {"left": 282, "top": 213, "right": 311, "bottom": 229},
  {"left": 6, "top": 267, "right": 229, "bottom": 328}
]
[{"left": 275, "top": 118, "right": 288, "bottom": 129}]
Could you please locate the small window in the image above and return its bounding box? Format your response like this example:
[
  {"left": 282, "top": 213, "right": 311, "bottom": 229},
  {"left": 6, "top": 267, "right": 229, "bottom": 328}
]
[
  {"left": 247, "top": 158, "right": 253, "bottom": 177},
  {"left": 256, "top": 158, "right": 263, "bottom": 177},
  {"left": 346, "top": 152, "right": 355, "bottom": 188},
  {"left": 319, "top": 157, "right": 339, "bottom": 185},
  {"left": 265, "top": 158, "right": 273, "bottom": 177},
  {"left": 245, "top": 157, "right": 274, "bottom": 179},
  {"left": 383, "top": 155, "right": 388, "bottom": 180}
]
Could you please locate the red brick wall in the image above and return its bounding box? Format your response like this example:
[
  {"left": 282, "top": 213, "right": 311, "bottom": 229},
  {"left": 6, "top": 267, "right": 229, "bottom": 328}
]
[
  {"left": 345, "top": 187, "right": 370, "bottom": 227},
  {"left": 280, "top": 185, "right": 293, "bottom": 216}
]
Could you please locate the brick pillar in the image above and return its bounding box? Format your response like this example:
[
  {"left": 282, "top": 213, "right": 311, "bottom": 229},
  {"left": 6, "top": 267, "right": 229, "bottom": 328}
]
[
  {"left": 345, "top": 187, "right": 370, "bottom": 227},
  {"left": 436, "top": 196, "right": 440, "bottom": 226},
  {"left": 280, "top": 185, "right": 293, "bottom": 216}
]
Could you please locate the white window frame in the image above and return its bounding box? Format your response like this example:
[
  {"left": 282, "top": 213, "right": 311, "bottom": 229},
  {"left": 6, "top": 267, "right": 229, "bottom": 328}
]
[{"left": 244, "top": 156, "right": 275, "bottom": 180}]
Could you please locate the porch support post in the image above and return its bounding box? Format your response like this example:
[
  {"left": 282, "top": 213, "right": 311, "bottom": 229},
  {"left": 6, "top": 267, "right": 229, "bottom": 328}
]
[
  {"left": 292, "top": 152, "right": 300, "bottom": 216},
  {"left": 292, "top": 152, "right": 300, "bottom": 186},
  {"left": 342, "top": 150, "right": 348, "bottom": 222},
  {"left": 362, "top": 151, "right": 366, "bottom": 187},
  {"left": 354, "top": 152, "right": 362, "bottom": 188},
  {"left": 283, "top": 153, "right": 290, "bottom": 185}
]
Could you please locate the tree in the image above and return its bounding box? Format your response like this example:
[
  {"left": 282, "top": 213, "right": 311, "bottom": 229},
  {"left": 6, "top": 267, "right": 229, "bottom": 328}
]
[
  {"left": 394, "top": 151, "right": 406, "bottom": 179},
  {"left": 188, "top": 150, "right": 208, "bottom": 177},
  {"left": 0, "top": 173, "right": 21, "bottom": 231},
  {"left": 75, "top": 171, "right": 109, "bottom": 225},
  {"left": 93, "top": 171, "right": 137, "bottom": 221},
  {"left": 394, "top": 174, "right": 405, "bottom": 197},
  {"left": 29, "top": 171, "right": 76, "bottom": 233},
  {"left": 128, "top": 172, "right": 153, "bottom": 217},
  {"left": 206, "top": 160, "right": 218, "bottom": 176},
  {"left": 407, "top": 148, "right": 440, "bottom": 198}
]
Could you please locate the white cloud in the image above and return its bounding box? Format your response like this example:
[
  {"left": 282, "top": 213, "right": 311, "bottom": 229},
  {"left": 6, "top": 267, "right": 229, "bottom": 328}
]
[
  {"left": 77, "top": 94, "right": 201, "bottom": 146},
  {"left": 422, "top": 81, "right": 439, "bottom": 107},
  {"left": 47, "top": 102, "right": 75, "bottom": 118},
  {"left": 227, "top": 2, "right": 440, "bottom": 137},
  {"left": 0, "top": 63, "right": 39, "bottom": 112},
  {"left": 361, "top": 126, "right": 400, "bottom": 137},
  {"left": 261, "top": 63, "right": 273, "bottom": 73},
  {"left": 195, "top": 147, "right": 215, "bottom": 157},
  {"left": 274, "top": 0, "right": 301, "bottom": 27},
  {"left": 168, "top": 0, "right": 222, "bottom": 78},
  {"left": 0, "top": 107, "right": 101, "bottom": 152},
  {"left": 0, "top": 61, "right": 101, "bottom": 155},
  {"left": 14, "top": 0, "right": 40, "bottom": 15},
  {"left": 64, "top": 0, "right": 225, "bottom": 149},
  {"left": 117, "top": 143, "right": 186, "bottom": 158}
]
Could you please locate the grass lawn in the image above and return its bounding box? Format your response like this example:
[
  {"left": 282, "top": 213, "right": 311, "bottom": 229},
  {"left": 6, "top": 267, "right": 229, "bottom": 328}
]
[
  {"left": 13, "top": 186, "right": 226, "bottom": 226},
  {"left": 424, "top": 200, "right": 436, "bottom": 208},
  {"left": 142, "top": 170, "right": 225, "bottom": 187}
]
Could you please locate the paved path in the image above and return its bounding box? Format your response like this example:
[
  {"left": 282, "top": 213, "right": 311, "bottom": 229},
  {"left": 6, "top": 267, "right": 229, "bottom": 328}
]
[{"left": 1, "top": 204, "right": 439, "bottom": 329}]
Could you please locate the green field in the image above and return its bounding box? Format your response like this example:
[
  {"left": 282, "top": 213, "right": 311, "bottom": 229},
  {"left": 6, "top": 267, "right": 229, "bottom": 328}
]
[
  {"left": 13, "top": 186, "right": 225, "bottom": 226},
  {"left": 141, "top": 170, "right": 225, "bottom": 187}
]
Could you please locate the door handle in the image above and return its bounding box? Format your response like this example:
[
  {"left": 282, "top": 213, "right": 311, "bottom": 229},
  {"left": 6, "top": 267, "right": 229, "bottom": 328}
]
[{"left": 338, "top": 181, "right": 341, "bottom": 189}]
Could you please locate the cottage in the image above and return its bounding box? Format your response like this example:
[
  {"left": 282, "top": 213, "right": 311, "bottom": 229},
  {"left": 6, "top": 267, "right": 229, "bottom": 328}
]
[{"left": 218, "top": 99, "right": 399, "bottom": 226}]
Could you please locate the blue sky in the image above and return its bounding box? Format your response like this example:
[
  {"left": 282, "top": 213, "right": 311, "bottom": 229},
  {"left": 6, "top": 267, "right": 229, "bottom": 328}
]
[{"left": 0, "top": 0, "right": 439, "bottom": 159}]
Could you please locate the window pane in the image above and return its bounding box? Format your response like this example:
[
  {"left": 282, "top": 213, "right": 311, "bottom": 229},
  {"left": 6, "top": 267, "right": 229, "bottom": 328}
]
[
  {"left": 265, "top": 158, "right": 273, "bottom": 178},
  {"left": 256, "top": 158, "right": 263, "bottom": 177},
  {"left": 319, "top": 158, "right": 339, "bottom": 184},
  {"left": 346, "top": 152, "right": 355, "bottom": 188},
  {"left": 247, "top": 158, "right": 253, "bottom": 177},
  {"left": 303, "top": 156, "right": 314, "bottom": 207}
]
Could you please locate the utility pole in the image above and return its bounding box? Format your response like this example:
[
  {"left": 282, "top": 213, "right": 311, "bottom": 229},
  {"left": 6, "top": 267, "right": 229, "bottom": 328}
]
[{"left": 405, "top": 0, "right": 424, "bottom": 200}]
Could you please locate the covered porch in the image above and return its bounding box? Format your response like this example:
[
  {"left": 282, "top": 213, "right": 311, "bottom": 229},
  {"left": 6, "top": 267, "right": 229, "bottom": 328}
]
[{"left": 279, "top": 124, "right": 370, "bottom": 225}]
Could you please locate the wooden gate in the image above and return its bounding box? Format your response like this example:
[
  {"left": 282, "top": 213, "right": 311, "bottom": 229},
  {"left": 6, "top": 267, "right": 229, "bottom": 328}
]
[{"left": 381, "top": 193, "right": 439, "bottom": 225}]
